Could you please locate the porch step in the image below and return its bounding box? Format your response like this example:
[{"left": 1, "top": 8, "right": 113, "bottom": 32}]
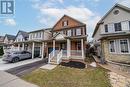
[{"left": 49, "top": 62, "right": 58, "bottom": 65}]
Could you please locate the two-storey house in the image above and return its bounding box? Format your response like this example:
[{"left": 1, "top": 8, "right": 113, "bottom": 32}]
[
  {"left": 92, "top": 4, "right": 130, "bottom": 64},
  {"left": 3, "top": 34, "right": 16, "bottom": 53},
  {"left": 14, "top": 30, "right": 29, "bottom": 51},
  {"left": 28, "top": 28, "right": 52, "bottom": 58},
  {"left": 47, "top": 15, "right": 87, "bottom": 64}
]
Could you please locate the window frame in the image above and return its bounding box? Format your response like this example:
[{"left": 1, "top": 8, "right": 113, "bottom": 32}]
[
  {"left": 114, "top": 22, "right": 122, "bottom": 32},
  {"left": 67, "top": 30, "right": 71, "bottom": 36},
  {"left": 76, "top": 28, "right": 81, "bottom": 36},
  {"left": 109, "top": 40, "right": 116, "bottom": 53},
  {"left": 62, "top": 20, "right": 68, "bottom": 27},
  {"left": 119, "top": 39, "right": 130, "bottom": 54},
  {"left": 104, "top": 24, "right": 108, "bottom": 33}
]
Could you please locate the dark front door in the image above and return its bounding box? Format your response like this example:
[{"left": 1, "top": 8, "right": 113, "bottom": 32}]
[
  {"left": 34, "top": 47, "right": 40, "bottom": 58},
  {"left": 60, "top": 43, "right": 67, "bottom": 50}
]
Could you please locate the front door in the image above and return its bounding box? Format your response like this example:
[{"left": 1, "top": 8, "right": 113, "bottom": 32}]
[
  {"left": 60, "top": 43, "right": 67, "bottom": 50},
  {"left": 34, "top": 47, "right": 40, "bottom": 58}
]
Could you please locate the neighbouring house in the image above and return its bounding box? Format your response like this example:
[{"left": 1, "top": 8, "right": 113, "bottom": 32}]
[
  {"left": 28, "top": 28, "right": 52, "bottom": 58},
  {"left": 3, "top": 34, "right": 16, "bottom": 53},
  {"left": 92, "top": 4, "right": 130, "bottom": 64},
  {"left": 47, "top": 15, "right": 87, "bottom": 64},
  {"left": 14, "top": 30, "right": 29, "bottom": 51}
]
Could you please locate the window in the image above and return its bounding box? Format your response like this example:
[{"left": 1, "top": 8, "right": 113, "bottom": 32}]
[
  {"left": 114, "top": 23, "right": 121, "bottom": 31},
  {"left": 76, "top": 28, "right": 81, "bottom": 35},
  {"left": 120, "top": 39, "right": 129, "bottom": 53},
  {"left": 72, "top": 29, "right": 75, "bottom": 36},
  {"left": 62, "top": 21, "right": 68, "bottom": 27},
  {"left": 109, "top": 40, "right": 115, "bottom": 53},
  {"left": 121, "top": 21, "right": 129, "bottom": 31},
  {"left": 67, "top": 30, "right": 71, "bottom": 36},
  {"left": 77, "top": 42, "right": 81, "bottom": 50},
  {"left": 29, "top": 34, "right": 32, "bottom": 40},
  {"left": 108, "top": 24, "right": 114, "bottom": 33},
  {"left": 113, "top": 10, "right": 119, "bottom": 15},
  {"left": 105, "top": 24, "right": 108, "bottom": 32}
]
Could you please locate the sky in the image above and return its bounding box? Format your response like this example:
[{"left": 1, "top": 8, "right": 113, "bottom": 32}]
[{"left": 0, "top": 0, "right": 130, "bottom": 41}]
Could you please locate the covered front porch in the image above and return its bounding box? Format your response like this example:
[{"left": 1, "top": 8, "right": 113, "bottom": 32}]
[
  {"left": 47, "top": 35, "right": 86, "bottom": 64},
  {"left": 14, "top": 41, "right": 44, "bottom": 59}
]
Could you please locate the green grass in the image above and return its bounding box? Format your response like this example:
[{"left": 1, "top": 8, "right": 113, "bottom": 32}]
[{"left": 22, "top": 66, "right": 111, "bottom": 87}]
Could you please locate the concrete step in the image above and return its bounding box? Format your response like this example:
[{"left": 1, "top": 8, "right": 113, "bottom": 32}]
[{"left": 49, "top": 62, "right": 58, "bottom": 65}]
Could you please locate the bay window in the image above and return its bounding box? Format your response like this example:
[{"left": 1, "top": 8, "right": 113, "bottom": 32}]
[
  {"left": 109, "top": 40, "right": 115, "bottom": 53},
  {"left": 120, "top": 39, "right": 129, "bottom": 53}
]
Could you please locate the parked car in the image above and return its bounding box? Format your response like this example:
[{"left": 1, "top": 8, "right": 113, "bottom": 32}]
[{"left": 3, "top": 51, "right": 32, "bottom": 63}]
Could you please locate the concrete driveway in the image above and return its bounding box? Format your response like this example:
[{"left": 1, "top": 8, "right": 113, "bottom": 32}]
[{"left": 0, "top": 58, "right": 43, "bottom": 70}]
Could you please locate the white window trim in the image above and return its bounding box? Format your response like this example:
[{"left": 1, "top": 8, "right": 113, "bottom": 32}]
[
  {"left": 76, "top": 28, "right": 81, "bottom": 36},
  {"left": 109, "top": 40, "right": 116, "bottom": 53},
  {"left": 67, "top": 30, "right": 71, "bottom": 36},
  {"left": 119, "top": 39, "right": 130, "bottom": 54}
]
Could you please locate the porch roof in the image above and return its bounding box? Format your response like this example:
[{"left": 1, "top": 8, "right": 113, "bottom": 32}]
[{"left": 99, "top": 33, "right": 130, "bottom": 40}]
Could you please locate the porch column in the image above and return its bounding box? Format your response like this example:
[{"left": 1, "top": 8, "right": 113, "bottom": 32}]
[
  {"left": 67, "top": 39, "right": 71, "bottom": 58},
  {"left": 53, "top": 40, "right": 55, "bottom": 56},
  {"left": 32, "top": 42, "right": 35, "bottom": 59},
  {"left": 42, "top": 42, "right": 45, "bottom": 59},
  {"left": 81, "top": 39, "right": 84, "bottom": 58},
  {"left": 22, "top": 43, "right": 24, "bottom": 51},
  {"left": 18, "top": 44, "right": 20, "bottom": 51}
]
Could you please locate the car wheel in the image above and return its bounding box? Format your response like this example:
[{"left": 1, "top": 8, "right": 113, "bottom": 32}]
[{"left": 12, "top": 57, "right": 19, "bottom": 63}]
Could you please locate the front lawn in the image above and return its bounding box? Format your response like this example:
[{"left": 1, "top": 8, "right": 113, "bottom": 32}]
[{"left": 22, "top": 65, "right": 111, "bottom": 87}]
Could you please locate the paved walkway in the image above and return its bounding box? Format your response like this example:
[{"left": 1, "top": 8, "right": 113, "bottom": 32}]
[
  {"left": 40, "top": 64, "right": 57, "bottom": 70},
  {"left": 0, "top": 71, "right": 38, "bottom": 87}
]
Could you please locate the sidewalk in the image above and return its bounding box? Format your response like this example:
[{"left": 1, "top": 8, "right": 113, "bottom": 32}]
[{"left": 0, "top": 71, "right": 38, "bottom": 87}]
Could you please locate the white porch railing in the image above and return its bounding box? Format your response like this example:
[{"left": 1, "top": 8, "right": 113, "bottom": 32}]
[
  {"left": 56, "top": 50, "right": 63, "bottom": 64},
  {"left": 48, "top": 50, "right": 59, "bottom": 63},
  {"left": 48, "top": 50, "right": 54, "bottom": 63},
  {"left": 71, "top": 50, "right": 82, "bottom": 57},
  {"left": 49, "top": 50, "right": 84, "bottom": 64}
]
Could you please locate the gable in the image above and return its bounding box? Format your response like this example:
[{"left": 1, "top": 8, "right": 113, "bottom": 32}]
[
  {"left": 103, "top": 7, "right": 130, "bottom": 24},
  {"left": 15, "top": 31, "right": 25, "bottom": 42},
  {"left": 53, "top": 15, "right": 85, "bottom": 31},
  {"left": 4, "top": 36, "right": 8, "bottom": 43},
  {"left": 54, "top": 34, "right": 65, "bottom": 40},
  {"left": 92, "top": 4, "right": 130, "bottom": 37}
]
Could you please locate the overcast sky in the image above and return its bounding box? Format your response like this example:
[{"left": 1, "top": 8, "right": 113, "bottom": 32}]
[{"left": 0, "top": 0, "right": 130, "bottom": 41}]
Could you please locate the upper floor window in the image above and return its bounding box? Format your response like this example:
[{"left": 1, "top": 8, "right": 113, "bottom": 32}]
[
  {"left": 72, "top": 29, "right": 75, "bottom": 36},
  {"left": 67, "top": 30, "right": 71, "bottom": 36},
  {"left": 105, "top": 24, "right": 108, "bottom": 32},
  {"left": 120, "top": 39, "right": 129, "bottom": 53},
  {"left": 62, "top": 20, "right": 68, "bottom": 27},
  {"left": 109, "top": 40, "right": 115, "bottom": 53},
  {"left": 114, "top": 22, "right": 121, "bottom": 31},
  {"left": 76, "top": 28, "right": 81, "bottom": 36}
]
